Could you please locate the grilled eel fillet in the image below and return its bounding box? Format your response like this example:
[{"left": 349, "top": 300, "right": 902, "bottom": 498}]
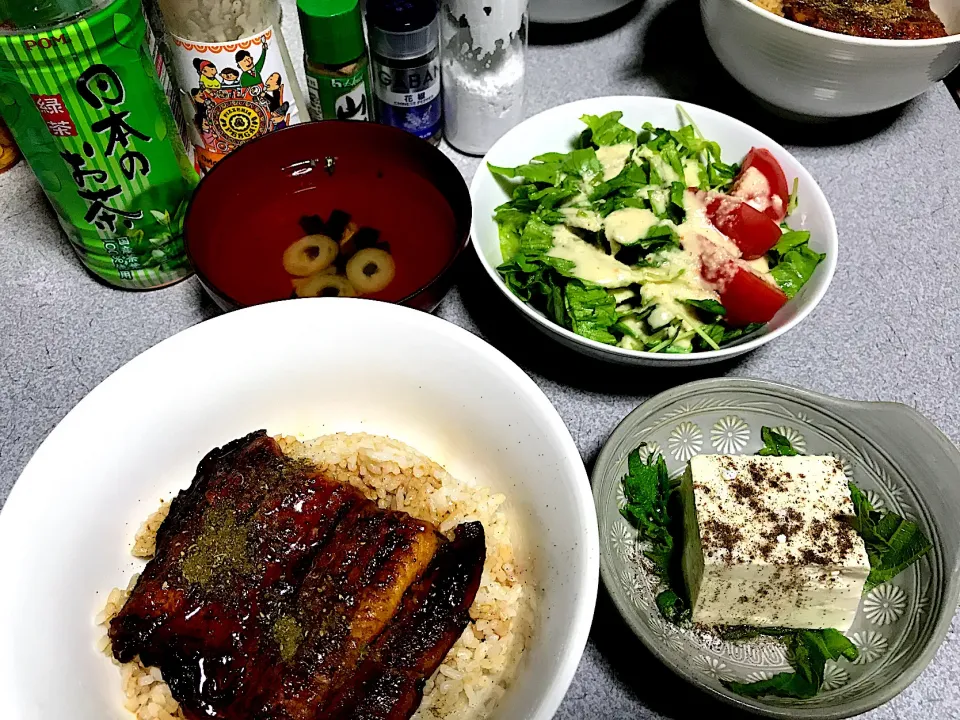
[
  {"left": 110, "top": 431, "right": 375, "bottom": 715},
  {"left": 253, "top": 504, "right": 441, "bottom": 719},
  {"left": 322, "top": 521, "right": 486, "bottom": 720},
  {"left": 109, "top": 432, "right": 487, "bottom": 720},
  {"left": 781, "top": 0, "right": 947, "bottom": 39}
]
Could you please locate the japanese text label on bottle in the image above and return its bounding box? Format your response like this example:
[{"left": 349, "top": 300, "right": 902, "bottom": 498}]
[
  {"left": 0, "top": 0, "right": 198, "bottom": 289},
  {"left": 167, "top": 27, "right": 301, "bottom": 176},
  {"left": 372, "top": 54, "right": 441, "bottom": 140},
  {"left": 305, "top": 61, "right": 371, "bottom": 121}
]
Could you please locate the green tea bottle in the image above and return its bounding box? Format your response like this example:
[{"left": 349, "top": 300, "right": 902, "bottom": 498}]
[
  {"left": 0, "top": 0, "right": 198, "bottom": 290},
  {"left": 298, "top": 0, "right": 373, "bottom": 122}
]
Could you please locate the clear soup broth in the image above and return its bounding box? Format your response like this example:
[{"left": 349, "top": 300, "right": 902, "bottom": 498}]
[{"left": 186, "top": 123, "right": 468, "bottom": 309}]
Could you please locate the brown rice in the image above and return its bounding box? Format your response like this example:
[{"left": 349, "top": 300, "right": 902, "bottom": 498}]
[
  {"left": 752, "top": 0, "right": 785, "bottom": 15},
  {"left": 97, "top": 433, "right": 534, "bottom": 720}
]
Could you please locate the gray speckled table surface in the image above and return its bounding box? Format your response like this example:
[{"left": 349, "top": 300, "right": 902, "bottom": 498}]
[{"left": 2, "top": 0, "right": 959, "bottom": 718}]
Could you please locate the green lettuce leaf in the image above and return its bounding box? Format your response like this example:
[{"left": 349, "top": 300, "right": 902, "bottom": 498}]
[
  {"left": 565, "top": 282, "right": 619, "bottom": 344},
  {"left": 493, "top": 205, "right": 529, "bottom": 261},
  {"left": 488, "top": 161, "right": 562, "bottom": 185},
  {"left": 768, "top": 230, "right": 825, "bottom": 299},
  {"left": 518, "top": 216, "right": 555, "bottom": 255},
  {"left": 578, "top": 111, "right": 638, "bottom": 147},
  {"left": 498, "top": 254, "right": 575, "bottom": 327},
  {"left": 589, "top": 163, "right": 649, "bottom": 204}
]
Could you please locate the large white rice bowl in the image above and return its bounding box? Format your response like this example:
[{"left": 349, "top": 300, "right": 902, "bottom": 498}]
[{"left": 0, "top": 299, "right": 597, "bottom": 720}]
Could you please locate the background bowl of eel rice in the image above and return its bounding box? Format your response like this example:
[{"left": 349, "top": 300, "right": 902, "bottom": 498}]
[{"left": 0, "top": 299, "right": 598, "bottom": 720}]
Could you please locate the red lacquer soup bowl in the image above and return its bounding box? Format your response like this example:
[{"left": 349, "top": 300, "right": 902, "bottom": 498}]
[{"left": 185, "top": 121, "right": 472, "bottom": 312}]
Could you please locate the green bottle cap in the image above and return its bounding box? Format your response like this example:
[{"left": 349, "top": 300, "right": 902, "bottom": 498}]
[{"left": 297, "top": 0, "right": 367, "bottom": 66}]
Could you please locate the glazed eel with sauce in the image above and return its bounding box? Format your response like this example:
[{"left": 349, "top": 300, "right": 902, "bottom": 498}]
[{"left": 109, "top": 431, "right": 486, "bottom": 720}]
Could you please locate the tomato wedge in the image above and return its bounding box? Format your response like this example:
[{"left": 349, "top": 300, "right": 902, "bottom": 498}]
[
  {"left": 706, "top": 197, "right": 783, "bottom": 261},
  {"left": 732, "top": 148, "right": 790, "bottom": 222},
  {"left": 717, "top": 264, "right": 788, "bottom": 327}
]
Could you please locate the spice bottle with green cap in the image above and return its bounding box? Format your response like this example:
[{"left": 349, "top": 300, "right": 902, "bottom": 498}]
[{"left": 298, "top": 0, "right": 372, "bottom": 123}]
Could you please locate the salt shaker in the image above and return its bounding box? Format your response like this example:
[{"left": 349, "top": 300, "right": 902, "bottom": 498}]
[{"left": 440, "top": 0, "right": 528, "bottom": 156}]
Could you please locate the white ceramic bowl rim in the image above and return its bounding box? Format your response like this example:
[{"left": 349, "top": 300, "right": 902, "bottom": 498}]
[
  {"left": 471, "top": 96, "right": 839, "bottom": 363},
  {"left": 730, "top": 0, "right": 960, "bottom": 47},
  {"left": 0, "top": 299, "right": 600, "bottom": 720}
]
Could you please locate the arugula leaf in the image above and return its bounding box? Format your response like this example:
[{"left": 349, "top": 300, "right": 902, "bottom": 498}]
[
  {"left": 589, "top": 163, "right": 649, "bottom": 203},
  {"left": 620, "top": 448, "right": 674, "bottom": 576},
  {"left": 579, "top": 111, "right": 638, "bottom": 147},
  {"left": 767, "top": 229, "right": 824, "bottom": 299},
  {"left": 848, "top": 481, "right": 932, "bottom": 592},
  {"left": 531, "top": 152, "right": 567, "bottom": 163},
  {"left": 758, "top": 426, "right": 800, "bottom": 456},
  {"left": 707, "top": 159, "right": 740, "bottom": 189},
  {"left": 488, "top": 161, "right": 562, "bottom": 185},
  {"left": 565, "top": 282, "right": 619, "bottom": 344},
  {"left": 668, "top": 124, "right": 723, "bottom": 165},
  {"left": 530, "top": 185, "right": 577, "bottom": 210},
  {"left": 498, "top": 254, "right": 575, "bottom": 327},
  {"left": 682, "top": 298, "right": 726, "bottom": 317},
  {"left": 771, "top": 230, "right": 811, "bottom": 258},
  {"left": 562, "top": 147, "right": 602, "bottom": 180},
  {"left": 770, "top": 244, "right": 825, "bottom": 299},
  {"left": 661, "top": 143, "right": 684, "bottom": 179},
  {"left": 693, "top": 323, "right": 725, "bottom": 351},
  {"left": 727, "top": 630, "right": 858, "bottom": 700}
]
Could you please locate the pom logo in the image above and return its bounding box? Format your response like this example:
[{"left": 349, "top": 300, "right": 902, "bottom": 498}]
[{"left": 24, "top": 35, "right": 70, "bottom": 50}]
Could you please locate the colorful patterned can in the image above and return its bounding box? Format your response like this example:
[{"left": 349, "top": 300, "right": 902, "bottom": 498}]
[
  {"left": 0, "top": 116, "right": 18, "bottom": 172},
  {"left": 0, "top": 0, "right": 198, "bottom": 289}
]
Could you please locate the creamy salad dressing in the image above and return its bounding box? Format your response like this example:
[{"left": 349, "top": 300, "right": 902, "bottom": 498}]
[
  {"left": 547, "top": 225, "right": 647, "bottom": 287},
  {"left": 683, "top": 158, "right": 702, "bottom": 187},
  {"left": 596, "top": 143, "right": 634, "bottom": 182},
  {"left": 604, "top": 207, "right": 663, "bottom": 245},
  {"left": 559, "top": 207, "right": 603, "bottom": 232},
  {"left": 554, "top": 189, "right": 777, "bottom": 310}
]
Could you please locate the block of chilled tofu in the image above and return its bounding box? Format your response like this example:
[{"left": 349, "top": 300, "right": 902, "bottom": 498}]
[{"left": 681, "top": 454, "right": 869, "bottom": 631}]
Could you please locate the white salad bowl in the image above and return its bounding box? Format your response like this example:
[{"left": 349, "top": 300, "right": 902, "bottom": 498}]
[
  {"left": 0, "top": 299, "right": 599, "bottom": 720},
  {"left": 529, "top": 0, "right": 636, "bottom": 24},
  {"left": 701, "top": 0, "right": 960, "bottom": 118},
  {"left": 470, "top": 96, "right": 839, "bottom": 368}
]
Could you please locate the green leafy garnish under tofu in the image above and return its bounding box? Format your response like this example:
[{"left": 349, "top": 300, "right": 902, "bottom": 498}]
[
  {"left": 620, "top": 448, "right": 674, "bottom": 574},
  {"left": 850, "top": 482, "right": 932, "bottom": 592},
  {"left": 725, "top": 629, "right": 859, "bottom": 699},
  {"left": 619, "top": 448, "right": 689, "bottom": 623},
  {"left": 757, "top": 426, "right": 801, "bottom": 456}
]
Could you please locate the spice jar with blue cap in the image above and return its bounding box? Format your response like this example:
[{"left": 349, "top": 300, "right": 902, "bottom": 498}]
[{"left": 366, "top": 0, "right": 443, "bottom": 144}]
